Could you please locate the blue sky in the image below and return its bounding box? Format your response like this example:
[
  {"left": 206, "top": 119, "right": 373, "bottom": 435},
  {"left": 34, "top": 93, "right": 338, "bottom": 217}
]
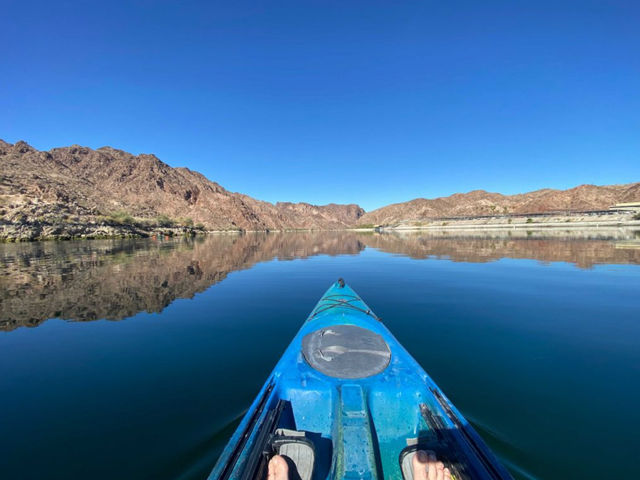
[{"left": 2, "top": 1, "right": 639, "bottom": 211}]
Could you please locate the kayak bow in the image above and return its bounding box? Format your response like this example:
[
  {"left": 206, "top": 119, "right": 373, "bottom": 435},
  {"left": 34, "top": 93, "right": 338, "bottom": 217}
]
[{"left": 209, "top": 280, "right": 512, "bottom": 480}]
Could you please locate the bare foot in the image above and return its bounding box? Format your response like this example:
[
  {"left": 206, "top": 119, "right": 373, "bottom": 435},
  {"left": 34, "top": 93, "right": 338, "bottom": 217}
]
[
  {"left": 267, "top": 454, "right": 289, "bottom": 480},
  {"left": 412, "top": 450, "right": 452, "bottom": 480}
]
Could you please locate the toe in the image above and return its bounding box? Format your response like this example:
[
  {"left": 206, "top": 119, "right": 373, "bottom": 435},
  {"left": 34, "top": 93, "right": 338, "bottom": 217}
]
[
  {"left": 412, "top": 450, "right": 429, "bottom": 480},
  {"left": 267, "top": 457, "right": 275, "bottom": 480},
  {"left": 268, "top": 455, "right": 289, "bottom": 480},
  {"left": 427, "top": 451, "right": 438, "bottom": 480}
]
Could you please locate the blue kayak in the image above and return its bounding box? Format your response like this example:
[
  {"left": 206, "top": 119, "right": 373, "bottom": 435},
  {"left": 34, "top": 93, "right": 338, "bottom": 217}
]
[{"left": 209, "top": 280, "right": 513, "bottom": 480}]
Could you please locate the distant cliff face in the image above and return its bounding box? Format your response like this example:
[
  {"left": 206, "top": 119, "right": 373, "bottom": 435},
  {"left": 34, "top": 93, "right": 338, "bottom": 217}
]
[
  {"left": 0, "top": 140, "right": 364, "bottom": 231},
  {"left": 1, "top": 139, "right": 638, "bottom": 232},
  {"left": 359, "top": 183, "right": 640, "bottom": 225}
]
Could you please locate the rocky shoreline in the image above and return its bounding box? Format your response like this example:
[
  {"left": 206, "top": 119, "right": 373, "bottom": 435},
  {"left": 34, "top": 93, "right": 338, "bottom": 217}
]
[
  {"left": 3, "top": 211, "right": 640, "bottom": 242},
  {"left": 374, "top": 211, "right": 640, "bottom": 232},
  {"left": 0, "top": 219, "right": 207, "bottom": 242}
]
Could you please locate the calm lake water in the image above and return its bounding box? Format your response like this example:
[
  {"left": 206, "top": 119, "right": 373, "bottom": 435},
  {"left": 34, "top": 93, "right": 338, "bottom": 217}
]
[{"left": 1, "top": 230, "right": 639, "bottom": 479}]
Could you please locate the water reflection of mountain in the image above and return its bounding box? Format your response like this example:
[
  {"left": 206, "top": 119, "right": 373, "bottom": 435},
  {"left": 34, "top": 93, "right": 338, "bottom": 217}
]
[
  {"left": 365, "top": 230, "right": 640, "bottom": 268},
  {"left": 1, "top": 230, "right": 639, "bottom": 331},
  {"left": 0, "top": 233, "right": 364, "bottom": 331}
]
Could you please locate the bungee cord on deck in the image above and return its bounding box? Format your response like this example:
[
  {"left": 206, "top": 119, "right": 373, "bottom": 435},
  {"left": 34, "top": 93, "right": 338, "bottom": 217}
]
[{"left": 309, "top": 294, "right": 380, "bottom": 321}]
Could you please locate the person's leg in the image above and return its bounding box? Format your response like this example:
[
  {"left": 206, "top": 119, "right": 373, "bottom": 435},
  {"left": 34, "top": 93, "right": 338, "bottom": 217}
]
[
  {"left": 267, "top": 455, "right": 289, "bottom": 480},
  {"left": 412, "top": 450, "right": 452, "bottom": 480}
]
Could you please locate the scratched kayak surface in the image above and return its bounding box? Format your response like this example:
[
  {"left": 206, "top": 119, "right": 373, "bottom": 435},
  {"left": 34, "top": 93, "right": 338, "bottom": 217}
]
[{"left": 209, "top": 280, "right": 513, "bottom": 480}]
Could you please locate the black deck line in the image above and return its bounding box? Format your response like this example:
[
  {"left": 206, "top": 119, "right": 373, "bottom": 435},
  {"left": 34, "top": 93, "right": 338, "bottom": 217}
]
[
  {"left": 430, "top": 388, "right": 510, "bottom": 480},
  {"left": 219, "top": 382, "right": 275, "bottom": 480},
  {"left": 419, "top": 403, "right": 446, "bottom": 442},
  {"left": 238, "top": 400, "right": 287, "bottom": 480}
]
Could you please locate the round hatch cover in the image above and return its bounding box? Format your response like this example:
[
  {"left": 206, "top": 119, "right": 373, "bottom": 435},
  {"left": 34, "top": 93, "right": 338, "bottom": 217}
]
[{"left": 302, "top": 325, "right": 391, "bottom": 379}]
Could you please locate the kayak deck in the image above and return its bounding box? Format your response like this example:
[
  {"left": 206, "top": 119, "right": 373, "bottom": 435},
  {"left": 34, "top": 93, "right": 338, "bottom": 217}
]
[{"left": 209, "top": 280, "right": 512, "bottom": 480}]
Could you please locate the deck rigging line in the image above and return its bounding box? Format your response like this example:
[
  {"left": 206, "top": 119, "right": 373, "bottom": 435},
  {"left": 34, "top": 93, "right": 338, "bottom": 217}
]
[{"left": 309, "top": 294, "right": 381, "bottom": 321}]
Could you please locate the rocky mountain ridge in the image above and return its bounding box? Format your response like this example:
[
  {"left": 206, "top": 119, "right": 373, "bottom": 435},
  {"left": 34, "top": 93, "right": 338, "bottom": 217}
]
[
  {"left": 0, "top": 140, "right": 364, "bottom": 234},
  {"left": 359, "top": 183, "right": 640, "bottom": 226},
  {"left": 1, "top": 139, "right": 638, "bottom": 238}
]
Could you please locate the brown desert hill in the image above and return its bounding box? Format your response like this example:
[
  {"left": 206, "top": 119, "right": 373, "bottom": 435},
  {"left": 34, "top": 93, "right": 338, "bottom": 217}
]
[
  {"left": 359, "top": 183, "right": 640, "bottom": 226},
  {"left": 0, "top": 140, "right": 364, "bottom": 231},
  {"left": 2, "top": 138, "right": 638, "bottom": 234}
]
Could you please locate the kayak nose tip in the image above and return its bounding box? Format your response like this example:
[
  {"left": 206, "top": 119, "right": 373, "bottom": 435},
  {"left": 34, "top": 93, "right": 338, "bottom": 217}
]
[{"left": 337, "top": 278, "right": 345, "bottom": 288}]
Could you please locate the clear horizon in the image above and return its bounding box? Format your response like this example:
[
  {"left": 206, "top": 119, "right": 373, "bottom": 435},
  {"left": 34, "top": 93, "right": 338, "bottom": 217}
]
[{"left": 2, "top": 1, "right": 639, "bottom": 211}]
